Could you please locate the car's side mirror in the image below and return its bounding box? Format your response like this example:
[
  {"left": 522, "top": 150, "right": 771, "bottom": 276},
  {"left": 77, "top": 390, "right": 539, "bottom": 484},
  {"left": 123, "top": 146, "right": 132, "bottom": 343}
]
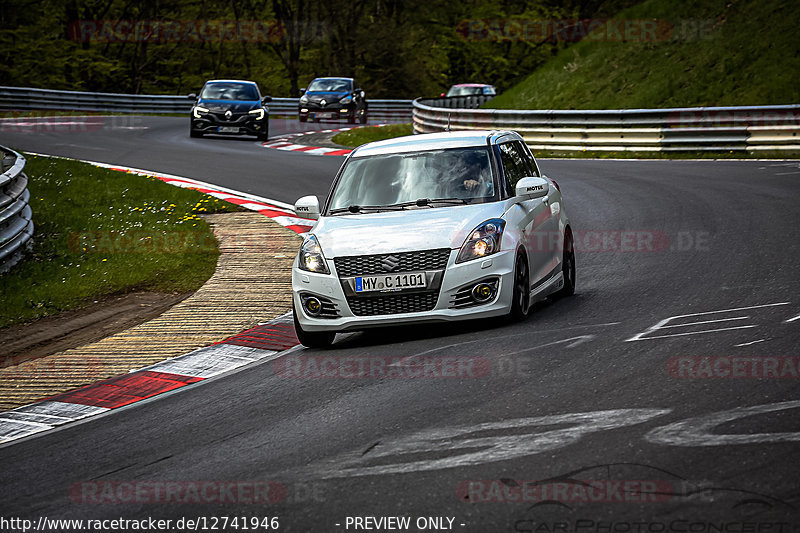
[
  {"left": 359, "top": 90, "right": 365, "bottom": 98},
  {"left": 299, "top": 88, "right": 306, "bottom": 96},
  {"left": 294, "top": 195, "right": 320, "bottom": 220},
  {"left": 515, "top": 176, "right": 549, "bottom": 199},
  {"left": 187, "top": 93, "right": 196, "bottom": 100},
  {"left": 262, "top": 95, "right": 272, "bottom": 104}
]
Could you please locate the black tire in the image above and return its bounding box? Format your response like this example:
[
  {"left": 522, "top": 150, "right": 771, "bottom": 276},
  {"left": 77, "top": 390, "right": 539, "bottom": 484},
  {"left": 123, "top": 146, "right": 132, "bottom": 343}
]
[
  {"left": 299, "top": 115, "right": 307, "bottom": 123},
  {"left": 346, "top": 112, "right": 356, "bottom": 124},
  {"left": 359, "top": 110, "right": 367, "bottom": 125},
  {"left": 190, "top": 127, "right": 202, "bottom": 138},
  {"left": 510, "top": 251, "right": 530, "bottom": 321},
  {"left": 257, "top": 125, "right": 269, "bottom": 141},
  {"left": 293, "top": 305, "right": 335, "bottom": 348},
  {"left": 554, "top": 230, "right": 576, "bottom": 298}
]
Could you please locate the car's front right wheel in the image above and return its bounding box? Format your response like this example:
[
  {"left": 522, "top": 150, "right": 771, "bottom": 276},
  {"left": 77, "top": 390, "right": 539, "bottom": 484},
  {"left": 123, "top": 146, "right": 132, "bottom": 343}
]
[
  {"left": 293, "top": 304, "right": 335, "bottom": 348},
  {"left": 554, "top": 230, "right": 576, "bottom": 298}
]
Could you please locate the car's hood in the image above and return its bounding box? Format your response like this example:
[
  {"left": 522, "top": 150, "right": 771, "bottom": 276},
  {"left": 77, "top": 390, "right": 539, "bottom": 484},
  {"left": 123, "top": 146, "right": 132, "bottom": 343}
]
[
  {"left": 198, "top": 99, "right": 259, "bottom": 113},
  {"left": 313, "top": 203, "right": 505, "bottom": 257},
  {"left": 304, "top": 91, "right": 349, "bottom": 102}
]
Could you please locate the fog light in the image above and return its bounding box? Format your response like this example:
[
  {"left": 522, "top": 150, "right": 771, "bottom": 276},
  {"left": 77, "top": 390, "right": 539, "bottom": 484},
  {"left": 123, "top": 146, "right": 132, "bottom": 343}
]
[
  {"left": 304, "top": 296, "right": 322, "bottom": 316},
  {"left": 471, "top": 283, "right": 494, "bottom": 303}
]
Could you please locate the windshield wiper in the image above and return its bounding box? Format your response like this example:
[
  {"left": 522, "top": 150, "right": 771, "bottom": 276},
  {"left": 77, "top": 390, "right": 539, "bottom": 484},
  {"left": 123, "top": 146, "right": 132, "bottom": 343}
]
[
  {"left": 329, "top": 204, "right": 386, "bottom": 215},
  {"left": 424, "top": 197, "right": 470, "bottom": 205},
  {"left": 381, "top": 197, "right": 470, "bottom": 209}
]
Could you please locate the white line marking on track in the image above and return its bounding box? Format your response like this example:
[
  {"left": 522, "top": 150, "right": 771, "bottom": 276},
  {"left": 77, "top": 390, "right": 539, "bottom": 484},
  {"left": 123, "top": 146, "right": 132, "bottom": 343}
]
[
  {"left": 786, "top": 313, "right": 800, "bottom": 323},
  {"left": 630, "top": 325, "right": 757, "bottom": 341},
  {"left": 659, "top": 316, "right": 750, "bottom": 328},
  {"left": 626, "top": 302, "right": 790, "bottom": 342},
  {"left": 735, "top": 339, "right": 765, "bottom": 347}
]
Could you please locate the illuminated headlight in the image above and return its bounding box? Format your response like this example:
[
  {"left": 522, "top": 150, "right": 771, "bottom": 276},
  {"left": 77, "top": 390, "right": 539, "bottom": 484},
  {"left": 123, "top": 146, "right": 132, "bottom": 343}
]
[
  {"left": 339, "top": 96, "right": 353, "bottom": 104},
  {"left": 456, "top": 219, "right": 506, "bottom": 263},
  {"left": 248, "top": 108, "right": 265, "bottom": 120},
  {"left": 298, "top": 234, "right": 330, "bottom": 274},
  {"left": 299, "top": 95, "right": 309, "bottom": 103},
  {"left": 192, "top": 106, "right": 209, "bottom": 118},
  {"left": 300, "top": 108, "right": 308, "bottom": 113}
]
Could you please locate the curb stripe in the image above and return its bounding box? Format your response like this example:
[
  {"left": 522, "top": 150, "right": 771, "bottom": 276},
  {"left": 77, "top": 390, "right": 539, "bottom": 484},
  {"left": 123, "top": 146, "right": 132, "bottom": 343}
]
[
  {"left": 47, "top": 371, "right": 204, "bottom": 409},
  {"left": 0, "top": 314, "right": 300, "bottom": 445}
]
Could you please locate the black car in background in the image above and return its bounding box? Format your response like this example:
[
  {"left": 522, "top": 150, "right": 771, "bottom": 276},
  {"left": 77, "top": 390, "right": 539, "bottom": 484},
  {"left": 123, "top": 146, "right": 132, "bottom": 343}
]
[
  {"left": 298, "top": 77, "right": 367, "bottom": 124},
  {"left": 189, "top": 80, "right": 271, "bottom": 140}
]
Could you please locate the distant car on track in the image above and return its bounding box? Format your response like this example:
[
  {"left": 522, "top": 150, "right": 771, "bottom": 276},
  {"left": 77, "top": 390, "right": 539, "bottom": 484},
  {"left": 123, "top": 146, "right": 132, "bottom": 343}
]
[
  {"left": 442, "top": 83, "right": 497, "bottom": 97},
  {"left": 291, "top": 130, "right": 575, "bottom": 348},
  {"left": 299, "top": 77, "right": 367, "bottom": 124},
  {"left": 189, "top": 80, "right": 271, "bottom": 140}
]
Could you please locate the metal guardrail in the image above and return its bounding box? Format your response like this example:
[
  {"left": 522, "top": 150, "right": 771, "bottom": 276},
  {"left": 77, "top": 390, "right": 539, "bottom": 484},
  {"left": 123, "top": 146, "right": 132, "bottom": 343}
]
[
  {"left": 0, "top": 86, "right": 412, "bottom": 122},
  {"left": 413, "top": 98, "right": 800, "bottom": 152},
  {"left": 0, "top": 146, "right": 33, "bottom": 273}
]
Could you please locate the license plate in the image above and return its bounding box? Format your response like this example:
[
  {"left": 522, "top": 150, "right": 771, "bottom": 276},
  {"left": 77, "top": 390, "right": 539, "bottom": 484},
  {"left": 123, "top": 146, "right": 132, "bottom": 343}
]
[
  {"left": 218, "top": 126, "right": 239, "bottom": 133},
  {"left": 316, "top": 112, "right": 334, "bottom": 119},
  {"left": 355, "top": 272, "right": 426, "bottom": 293}
]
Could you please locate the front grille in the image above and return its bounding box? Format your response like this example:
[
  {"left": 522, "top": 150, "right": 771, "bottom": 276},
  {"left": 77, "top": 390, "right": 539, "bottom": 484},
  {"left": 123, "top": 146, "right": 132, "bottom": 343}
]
[
  {"left": 334, "top": 249, "right": 450, "bottom": 277},
  {"left": 347, "top": 292, "right": 439, "bottom": 316},
  {"left": 209, "top": 112, "right": 250, "bottom": 123}
]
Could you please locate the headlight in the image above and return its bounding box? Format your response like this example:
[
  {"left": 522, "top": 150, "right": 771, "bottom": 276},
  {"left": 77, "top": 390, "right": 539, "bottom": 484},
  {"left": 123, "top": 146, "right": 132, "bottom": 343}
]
[
  {"left": 192, "top": 106, "right": 209, "bottom": 118},
  {"left": 339, "top": 96, "right": 353, "bottom": 104},
  {"left": 298, "top": 234, "right": 330, "bottom": 274},
  {"left": 456, "top": 219, "right": 506, "bottom": 264},
  {"left": 248, "top": 108, "right": 265, "bottom": 120},
  {"left": 299, "top": 95, "right": 309, "bottom": 103}
]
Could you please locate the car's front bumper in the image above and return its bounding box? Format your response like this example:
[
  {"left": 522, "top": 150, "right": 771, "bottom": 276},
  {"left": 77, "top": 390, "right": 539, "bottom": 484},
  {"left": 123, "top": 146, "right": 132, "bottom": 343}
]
[
  {"left": 191, "top": 112, "right": 267, "bottom": 135},
  {"left": 298, "top": 102, "right": 358, "bottom": 120},
  {"left": 292, "top": 249, "right": 515, "bottom": 332}
]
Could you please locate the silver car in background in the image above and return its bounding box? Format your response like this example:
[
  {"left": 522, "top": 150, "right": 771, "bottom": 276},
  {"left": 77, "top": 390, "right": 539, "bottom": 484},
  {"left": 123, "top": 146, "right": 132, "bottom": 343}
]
[{"left": 291, "top": 130, "right": 575, "bottom": 347}]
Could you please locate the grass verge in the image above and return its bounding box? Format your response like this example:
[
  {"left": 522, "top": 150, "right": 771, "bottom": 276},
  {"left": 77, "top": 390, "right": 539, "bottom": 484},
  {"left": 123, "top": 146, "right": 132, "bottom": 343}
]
[
  {"left": 487, "top": 0, "right": 799, "bottom": 110},
  {"left": 332, "top": 123, "right": 413, "bottom": 147},
  {"left": 0, "top": 155, "right": 240, "bottom": 329}
]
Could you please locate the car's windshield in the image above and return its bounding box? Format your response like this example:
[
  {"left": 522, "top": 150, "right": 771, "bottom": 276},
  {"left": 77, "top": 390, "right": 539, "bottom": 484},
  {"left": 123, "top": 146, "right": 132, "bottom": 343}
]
[
  {"left": 446, "top": 86, "right": 495, "bottom": 97},
  {"left": 328, "top": 147, "right": 496, "bottom": 212},
  {"left": 200, "top": 83, "right": 259, "bottom": 101},
  {"left": 307, "top": 79, "right": 352, "bottom": 92}
]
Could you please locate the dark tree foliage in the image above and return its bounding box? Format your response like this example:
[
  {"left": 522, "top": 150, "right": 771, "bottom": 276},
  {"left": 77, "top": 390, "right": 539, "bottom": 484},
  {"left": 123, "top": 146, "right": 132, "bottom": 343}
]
[{"left": 0, "top": 0, "right": 638, "bottom": 97}]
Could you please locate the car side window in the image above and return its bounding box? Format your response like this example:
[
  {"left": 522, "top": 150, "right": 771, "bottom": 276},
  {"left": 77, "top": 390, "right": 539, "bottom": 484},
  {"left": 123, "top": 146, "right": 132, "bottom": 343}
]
[
  {"left": 517, "top": 141, "right": 540, "bottom": 177},
  {"left": 499, "top": 142, "right": 528, "bottom": 196}
]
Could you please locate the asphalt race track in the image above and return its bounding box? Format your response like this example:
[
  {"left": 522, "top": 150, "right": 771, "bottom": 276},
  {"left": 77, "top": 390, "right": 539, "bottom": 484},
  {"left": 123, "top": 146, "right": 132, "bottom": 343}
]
[{"left": 1, "top": 117, "right": 800, "bottom": 531}]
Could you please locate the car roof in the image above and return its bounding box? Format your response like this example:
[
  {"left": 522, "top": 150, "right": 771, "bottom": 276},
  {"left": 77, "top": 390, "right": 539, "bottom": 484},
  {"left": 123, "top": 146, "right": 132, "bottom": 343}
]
[
  {"left": 351, "top": 130, "right": 523, "bottom": 157},
  {"left": 204, "top": 79, "right": 258, "bottom": 85},
  {"left": 310, "top": 77, "right": 353, "bottom": 82},
  {"left": 451, "top": 83, "right": 494, "bottom": 88}
]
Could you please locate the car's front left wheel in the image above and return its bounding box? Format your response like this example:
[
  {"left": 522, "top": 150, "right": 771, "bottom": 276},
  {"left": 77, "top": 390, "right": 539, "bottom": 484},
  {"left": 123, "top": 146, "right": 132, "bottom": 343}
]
[
  {"left": 293, "top": 305, "right": 335, "bottom": 348},
  {"left": 510, "top": 251, "right": 530, "bottom": 321}
]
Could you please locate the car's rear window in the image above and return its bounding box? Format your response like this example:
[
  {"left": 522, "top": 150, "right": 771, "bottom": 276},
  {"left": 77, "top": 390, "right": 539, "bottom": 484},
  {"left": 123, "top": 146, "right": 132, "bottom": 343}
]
[{"left": 200, "top": 83, "right": 259, "bottom": 101}]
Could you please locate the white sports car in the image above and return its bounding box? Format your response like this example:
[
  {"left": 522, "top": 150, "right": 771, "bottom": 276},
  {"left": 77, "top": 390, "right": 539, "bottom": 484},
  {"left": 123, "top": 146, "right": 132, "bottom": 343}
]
[{"left": 291, "top": 130, "right": 575, "bottom": 347}]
